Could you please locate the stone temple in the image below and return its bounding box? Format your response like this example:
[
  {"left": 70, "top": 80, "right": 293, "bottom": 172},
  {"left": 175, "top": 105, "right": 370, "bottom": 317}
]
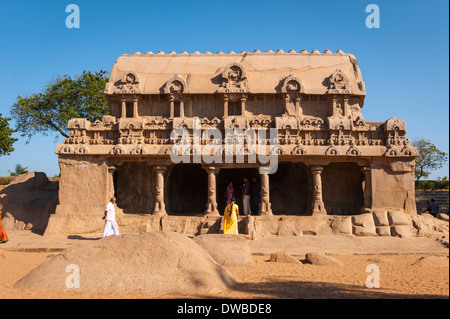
[{"left": 46, "top": 49, "right": 419, "bottom": 237}]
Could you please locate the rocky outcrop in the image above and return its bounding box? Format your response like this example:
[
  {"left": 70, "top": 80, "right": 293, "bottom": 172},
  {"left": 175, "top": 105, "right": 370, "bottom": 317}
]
[
  {"left": 16, "top": 231, "right": 237, "bottom": 294},
  {"left": 269, "top": 252, "right": 302, "bottom": 264},
  {"left": 0, "top": 172, "right": 58, "bottom": 234},
  {"left": 192, "top": 234, "right": 255, "bottom": 267},
  {"left": 305, "top": 252, "right": 342, "bottom": 266}
]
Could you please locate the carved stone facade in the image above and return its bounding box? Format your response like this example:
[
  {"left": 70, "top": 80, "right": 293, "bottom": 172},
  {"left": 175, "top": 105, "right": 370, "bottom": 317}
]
[{"left": 47, "top": 50, "right": 418, "bottom": 235}]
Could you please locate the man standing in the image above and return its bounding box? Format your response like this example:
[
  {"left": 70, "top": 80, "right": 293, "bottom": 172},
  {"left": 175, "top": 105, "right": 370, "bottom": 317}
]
[
  {"left": 242, "top": 177, "right": 251, "bottom": 216},
  {"left": 102, "top": 197, "right": 119, "bottom": 238}
]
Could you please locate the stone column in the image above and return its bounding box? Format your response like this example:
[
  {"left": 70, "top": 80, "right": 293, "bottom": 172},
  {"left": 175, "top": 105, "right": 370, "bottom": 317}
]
[
  {"left": 179, "top": 98, "right": 185, "bottom": 118},
  {"left": 223, "top": 95, "right": 229, "bottom": 118},
  {"left": 169, "top": 95, "right": 175, "bottom": 119},
  {"left": 121, "top": 100, "right": 126, "bottom": 118},
  {"left": 295, "top": 96, "right": 302, "bottom": 117},
  {"left": 240, "top": 95, "right": 246, "bottom": 116},
  {"left": 204, "top": 165, "right": 220, "bottom": 216},
  {"left": 153, "top": 166, "right": 167, "bottom": 216},
  {"left": 133, "top": 99, "right": 138, "bottom": 118},
  {"left": 259, "top": 172, "right": 273, "bottom": 216},
  {"left": 361, "top": 166, "right": 372, "bottom": 213},
  {"left": 343, "top": 96, "right": 349, "bottom": 117},
  {"left": 311, "top": 166, "right": 327, "bottom": 215}
]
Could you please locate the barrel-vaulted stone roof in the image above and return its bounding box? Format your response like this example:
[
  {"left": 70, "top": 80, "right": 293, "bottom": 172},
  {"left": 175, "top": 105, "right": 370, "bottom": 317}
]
[{"left": 105, "top": 49, "right": 366, "bottom": 98}]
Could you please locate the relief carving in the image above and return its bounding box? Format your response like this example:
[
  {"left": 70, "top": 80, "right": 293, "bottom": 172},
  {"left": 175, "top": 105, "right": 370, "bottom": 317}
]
[{"left": 218, "top": 63, "right": 249, "bottom": 93}]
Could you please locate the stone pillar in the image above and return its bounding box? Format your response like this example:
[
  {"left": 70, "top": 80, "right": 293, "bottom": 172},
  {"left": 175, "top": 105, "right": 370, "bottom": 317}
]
[
  {"left": 169, "top": 96, "right": 175, "bottom": 119},
  {"left": 223, "top": 95, "right": 229, "bottom": 118},
  {"left": 343, "top": 96, "right": 349, "bottom": 117},
  {"left": 295, "top": 96, "right": 302, "bottom": 117},
  {"left": 259, "top": 172, "right": 273, "bottom": 216},
  {"left": 240, "top": 95, "right": 246, "bottom": 116},
  {"left": 133, "top": 99, "right": 138, "bottom": 118},
  {"left": 311, "top": 166, "right": 326, "bottom": 215},
  {"left": 361, "top": 166, "right": 372, "bottom": 213},
  {"left": 204, "top": 165, "right": 220, "bottom": 216},
  {"left": 153, "top": 166, "right": 167, "bottom": 216},
  {"left": 179, "top": 99, "right": 185, "bottom": 118},
  {"left": 121, "top": 100, "right": 126, "bottom": 118}
]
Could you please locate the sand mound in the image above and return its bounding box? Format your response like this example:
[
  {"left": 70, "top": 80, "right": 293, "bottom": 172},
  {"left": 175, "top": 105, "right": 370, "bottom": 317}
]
[
  {"left": 411, "top": 256, "right": 449, "bottom": 267},
  {"left": 16, "top": 231, "right": 236, "bottom": 294},
  {"left": 192, "top": 234, "right": 255, "bottom": 267}
]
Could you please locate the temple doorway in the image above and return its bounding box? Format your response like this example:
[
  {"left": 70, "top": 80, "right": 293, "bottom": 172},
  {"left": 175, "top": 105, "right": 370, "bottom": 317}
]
[
  {"left": 113, "top": 162, "right": 155, "bottom": 214},
  {"left": 322, "top": 162, "right": 364, "bottom": 215},
  {"left": 270, "top": 162, "right": 311, "bottom": 215},
  {"left": 217, "top": 167, "right": 259, "bottom": 214},
  {"left": 167, "top": 163, "right": 207, "bottom": 215}
]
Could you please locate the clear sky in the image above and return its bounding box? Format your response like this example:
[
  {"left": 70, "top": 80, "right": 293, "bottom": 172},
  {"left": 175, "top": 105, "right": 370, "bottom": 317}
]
[{"left": 0, "top": 0, "right": 448, "bottom": 178}]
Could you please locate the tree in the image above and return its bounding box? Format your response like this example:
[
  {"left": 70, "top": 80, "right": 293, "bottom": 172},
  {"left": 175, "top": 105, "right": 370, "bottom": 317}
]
[
  {"left": 7, "top": 164, "right": 28, "bottom": 176},
  {"left": 412, "top": 137, "right": 448, "bottom": 181},
  {"left": 0, "top": 113, "right": 18, "bottom": 156},
  {"left": 10, "top": 70, "right": 109, "bottom": 140}
]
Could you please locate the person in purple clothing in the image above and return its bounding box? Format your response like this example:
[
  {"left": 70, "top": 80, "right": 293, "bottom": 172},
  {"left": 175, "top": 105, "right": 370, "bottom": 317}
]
[
  {"left": 430, "top": 198, "right": 440, "bottom": 217},
  {"left": 241, "top": 177, "right": 251, "bottom": 216},
  {"left": 225, "top": 181, "right": 235, "bottom": 205}
]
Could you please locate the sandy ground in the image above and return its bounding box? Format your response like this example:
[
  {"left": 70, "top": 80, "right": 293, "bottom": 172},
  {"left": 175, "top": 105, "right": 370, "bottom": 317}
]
[{"left": 0, "top": 231, "right": 448, "bottom": 299}]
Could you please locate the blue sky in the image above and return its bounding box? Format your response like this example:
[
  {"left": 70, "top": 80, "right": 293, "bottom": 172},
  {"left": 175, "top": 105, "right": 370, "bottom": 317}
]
[{"left": 0, "top": 0, "right": 448, "bottom": 178}]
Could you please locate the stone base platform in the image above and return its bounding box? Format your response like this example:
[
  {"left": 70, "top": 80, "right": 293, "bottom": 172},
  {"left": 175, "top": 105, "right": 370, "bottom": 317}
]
[{"left": 44, "top": 211, "right": 449, "bottom": 242}]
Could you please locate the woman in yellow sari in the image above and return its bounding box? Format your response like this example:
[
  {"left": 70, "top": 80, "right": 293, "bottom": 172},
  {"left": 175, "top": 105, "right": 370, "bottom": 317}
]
[
  {"left": 223, "top": 198, "right": 239, "bottom": 234},
  {"left": 0, "top": 204, "right": 8, "bottom": 243}
]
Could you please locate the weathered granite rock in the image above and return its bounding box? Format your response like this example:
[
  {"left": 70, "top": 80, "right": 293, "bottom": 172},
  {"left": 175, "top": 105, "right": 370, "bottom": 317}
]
[
  {"left": 331, "top": 217, "right": 352, "bottom": 235},
  {"left": 305, "top": 252, "right": 343, "bottom": 266},
  {"left": 352, "top": 213, "right": 376, "bottom": 236},
  {"left": 387, "top": 211, "right": 410, "bottom": 226},
  {"left": 192, "top": 234, "right": 255, "bottom": 267},
  {"left": 0, "top": 172, "right": 58, "bottom": 233},
  {"left": 390, "top": 225, "right": 413, "bottom": 238},
  {"left": 372, "top": 211, "right": 389, "bottom": 227},
  {"left": 376, "top": 226, "right": 391, "bottom": 236},
  {"left": 17, "top": 232, "right": 237, "bottom": 294},
  {"left": 437, "top": 213, "right": 449, "bottom": 222},
  {"left": 269, "top": 252, "right": 302, "bottom": 264}
]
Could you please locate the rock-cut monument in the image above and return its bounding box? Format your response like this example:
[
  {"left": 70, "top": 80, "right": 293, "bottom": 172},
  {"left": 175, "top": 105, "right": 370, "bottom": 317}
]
[{"left": 45, "top": 49, "right": 419, "bottom": 238}]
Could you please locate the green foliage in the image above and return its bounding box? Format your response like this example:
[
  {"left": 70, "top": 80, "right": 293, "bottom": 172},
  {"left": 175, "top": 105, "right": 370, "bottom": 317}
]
[
  {"left": 10, "top": 70, "right": 110, "bottom": 141},
  {"left": 412, "top": 137, "right": 448, "bottom": 182},
  {"left": 415, "top": 177, "right": 449, "bottom": 190},
  {"left": 7, "top": 164, "right": 28, "bottom": 176},
  {"left": 0, "top": 113, "right": 18, "bottom": 156}
]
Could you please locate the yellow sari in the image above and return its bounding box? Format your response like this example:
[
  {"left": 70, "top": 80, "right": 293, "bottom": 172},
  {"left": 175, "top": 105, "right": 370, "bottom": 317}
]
[{"left": 223, "top": 203, "right": 239, "bottom": 234}]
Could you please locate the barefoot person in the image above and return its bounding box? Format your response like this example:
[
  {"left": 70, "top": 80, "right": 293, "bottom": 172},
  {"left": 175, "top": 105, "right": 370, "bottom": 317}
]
[
  {"left": 0, "top": 204, "right": 8, "bottom": 243},
  {"left": 102, "top": 197, "right": 119, "bottom": 238},
  {"left": 223, "top": 198, "right": 239, "bottom": 235}
]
